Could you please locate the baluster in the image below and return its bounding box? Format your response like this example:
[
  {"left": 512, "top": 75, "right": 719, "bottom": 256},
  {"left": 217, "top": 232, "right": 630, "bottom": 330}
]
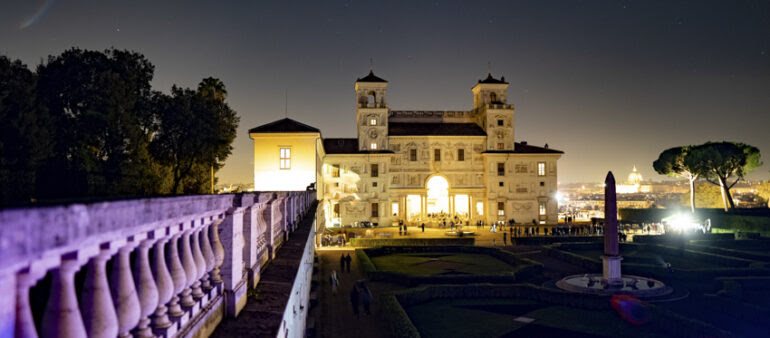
[
  {"left": 179, "top": 230, "right": 197, "bottom": 307},
  {"left": 151, "top": 237, "right": 174, "bottom": 329},
  {"left": 110, "top": 245, "right": 141, "bottom": 338},
  {"left": 15, "top": 269, "right": 42, "bottom": 338},
  {"left": 80, "top": 250, "right": 118, "bottom": 338},
  {"left": 200, "top": 223, "right": 215, "bottom": 291},
  {"left": 132, "top": 239, "right": 159, "bottom": 337},
  {"left": 41, "top": 258, "right": 87, "bottom": 337},
  {"left": 166, "top": 234, "right": 186, "bottom": 317},
  {"left": 190, "top": 228, "right": 206, "bottom": 299},
  {"left": 211, "top": 220, "right": 225, "bottom": 283}
]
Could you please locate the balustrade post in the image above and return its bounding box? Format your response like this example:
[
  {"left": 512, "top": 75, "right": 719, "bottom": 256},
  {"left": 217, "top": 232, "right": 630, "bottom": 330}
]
[
  {"left": 165, "top": 233, "right": 186, "bottom": 318},
  {"left": 80, "top": 249, "right": 118, "bottom": 338},
  {"left": 210, "top": 219, "right": 225, "bottom": 284},
  {"left": 132, "top": 239, "right": 159, "bottom": 338},
  {"left": 15, "top": 269, "right": 41, "bottom": 338},
  {"left": 150, "top": 237, "right": 174, "bottom": 331},
  {"left": 41, "top": 256, "right": 87, "bottom": 337},
  {"left": 243, "top": 199, "right": 261, "bottom": 288},
  {"left": 190, "top": 227, "right": 206, "bottom": 299},
  {"left": 179, "top": 230, "right": 197, "bottom": 307},
  {"left": 220, "top": 194, "right": 249, "bottom": 317},
  {"left": 200, "top": 224, "right": 215, "bottom": 291},
  {"left": 110, "top": 244, "right": 141, "bottom": 338}
]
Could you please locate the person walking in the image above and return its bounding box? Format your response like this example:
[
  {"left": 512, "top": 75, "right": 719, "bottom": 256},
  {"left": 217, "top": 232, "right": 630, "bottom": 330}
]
[
  {"left": 345, "top": 253, "right": 352, "bottom": 273},
  {"left": 340, "top": 254, "right": 345, "bottom": 274},
  {"left": 421, "top": 223, "right": 425, "bottom": 232},
  {"left": 503, "top": 232, "right": 507, "bottom": 246},
  {"left": 330, "top": 270, "right": 339, "bottom": 294},
  {"left": 350, "top": 285, "right": 360, "bottom": 318},
  {"left": 360, "top": 281, "right": 372, "bottom": 315}
]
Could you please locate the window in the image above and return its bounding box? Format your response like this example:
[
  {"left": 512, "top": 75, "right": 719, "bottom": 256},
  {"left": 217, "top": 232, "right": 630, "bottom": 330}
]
[
  {"left": 371, "top": 203, "right": 379, "bottom": 217},
  {"left": 370, "top": 143, "right": 377, "bottom": 150},
  {"left": 497, "top": 143, "right": 504, "bottom": 150},
  {"left": 457, "top": 149, "right": 465, "bottom": 161},
  {"left": 434, "top": 149, "right": 441, "bottom": 161},
  {"left": 371, "top": 164, "right": 378, "bottom": 177},
  {"left": 334, "top": 182, "right": 339, "bottom": 187},
  {"left": 538, "top": 162, "right": 546, "bottom": 176},
  {"left": 497, "top": 202, "right": 505, "bottom": 216},
  {"left": 515, "top": 164, "right": 528, "bottom": 174},
  {"left": 332, "top": 164, "right": 340, "bottom": 177},
  {"left": 372, "top": 182, "right": 378, "bottom": 187},
  {"left": 497, "top": 163, "right": 505, "bottom": 176},
  {"left": 369, "top": 118, "right": 377, "bottom": 126},
  {"left": 499, "top": 181, "right": 504, "bottom": 187},
  {"left": 497, "top": 119, "right": 504, "bottom": 126},
  {"left": 409, "top": 149, "right": 417, "bottom": 161},
  {"left": 539, "top": 202, "right": 546, "bottom": 216},
  {"left": 540, "top": 181, "right": 545, "bottom": 187},
  {"left": 392, "top": 203, "right": 399, "bottom": 216},
  {"left": 333, "top": 203, "right": 340, "bottom": 218},
  {"left": 279, "top": 148, "right": 291, "bottom": 169}
]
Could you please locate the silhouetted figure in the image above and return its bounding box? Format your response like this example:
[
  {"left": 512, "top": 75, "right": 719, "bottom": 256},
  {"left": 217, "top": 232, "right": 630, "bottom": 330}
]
[
  {"left": 340, "top": 254, "right": 345, "bottom": 273},
  {"left": 421, "top": 223, "right": 425, "bottom": 232},
  {"left": 350, "top": 286, "right": 360, "bottom": 318},
  {"left": 345, "top": 254, "right": 352, "bottom": 273},
  {"left": 503, "top": 232, "right": 507, "bottom": 246},
  {"left": 360, "top": 282, "right": 372, "bottom": 315}
]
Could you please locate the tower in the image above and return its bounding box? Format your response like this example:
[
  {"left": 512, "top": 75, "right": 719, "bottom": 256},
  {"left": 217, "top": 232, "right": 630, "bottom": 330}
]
[
  {"left": 355, "top": 70, "right": 389, "bottom": 151},
  {"left": 472, "top": 73, "right": 514, "bottom": 151}
]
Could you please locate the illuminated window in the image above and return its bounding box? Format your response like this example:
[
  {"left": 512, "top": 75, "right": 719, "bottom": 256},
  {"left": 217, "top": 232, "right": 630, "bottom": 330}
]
[
  {"left": 371, "top": 203, "right": 379, "bottom": 217},
  {"left": 457, "top": 149, "right": 464, "bottom": 161},
  {"left": 370, "top": 118, "right": 377, "bottom": 126},
  {"left": 476, "top": 202, "right": 484, "bottom": 216},
  {"left": 497, "top": 163, "right": 505, "bottom": 176},
  {"left": 370, "top": 143, "right": 377, "bottom": 150},
  {"left": 332, "top": 164, "right": 340, "bottom": 177},
  {"left": 371, "top": 164, "right": 378, "bottom": 177},
  {"left": 410, "top": 149, "right": 417, "bottom": 161},
  {"left": 279, "top": 148, "right": 291, "bottom": 169},
  {"left": 434, "top": 149, "right": 441, "bottom": 161},
  {"left": 497, "top": 119, "right": 504, "bottom": 126},
  {"left": 392, "top": 203, "right": 399, "bottom": 216},
  {"left": 539, "top": 202, "right": 546, "bottom": 216},
  {"left": 497, "top": 143, "right": 504, "bottom": 150},
  {"left": 497, "top": 202, "right": 505, "bottom": 216},
  {"left": 538, "top": 162, "right": 546, "bottom": 176}
]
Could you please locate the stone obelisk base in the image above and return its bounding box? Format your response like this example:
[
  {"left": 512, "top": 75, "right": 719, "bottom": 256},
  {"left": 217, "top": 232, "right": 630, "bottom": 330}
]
[{"left": 602, "top": 255, "right": 623, "bottom": 286}]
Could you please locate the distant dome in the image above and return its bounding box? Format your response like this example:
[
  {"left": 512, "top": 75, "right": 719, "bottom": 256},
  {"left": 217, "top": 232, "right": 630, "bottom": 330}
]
[{"left": 627, "top": 166, "right": 643, "bottom": 185}]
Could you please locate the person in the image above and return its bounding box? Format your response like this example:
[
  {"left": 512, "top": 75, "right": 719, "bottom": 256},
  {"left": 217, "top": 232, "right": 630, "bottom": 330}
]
[
  {"left": 509, "top": 226, "right": 513, "bottom": 238},
  {"left": 350, "top": 285, "right": 360, "bottom": 318},
  {"left": 450, "top": 221, "right": 455, "bottom": 232},
  {"left": 340, "top": 254, "right": 345, "bottom": 274},
  {"left": 421, "top": 223, "right": 425, "bottom": 232},
  {"left": 345, "top": 253, "right": 352, "bottom": 273},
  {"left": 330, "top": 270, "right": 339, "bottom": 294},
  {"left": 493, "top": 238, "right": 497, "bottom": 246},
  {"left": 404, "top": 224, "right": 408, "bottom": 235},
  {"left": 360, "top": 281, "right": 372, "bottom": 315},
  {"left": 399, "top": 226, "right": 402, "bottom": 236},
  {"left": 666, "top": 262, "right": 674, "bottom": 274},
  {"left": 503, "top": 232, "right": 507, "bottom": 246}
]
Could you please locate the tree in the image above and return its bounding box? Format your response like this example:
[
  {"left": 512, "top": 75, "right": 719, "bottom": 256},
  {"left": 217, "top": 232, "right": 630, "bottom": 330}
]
[
  {"left": 755, "top": 180, "right": 770, "bottom": 208},
  {"left": 150, "top": 80, "right": 238, "bottom": 194},
  {"left": 679, "top": 183, "right": 724, "bottom": 209},
  {"left": 653, "top": 146, "right": 702, "bottom": 213},
  {"left": 198, "top": 77, "right": 227, "bottom": 102},
  {"left": 0, "top": 56, "right": 52, "bottom": 204},
  {"left": 35, "top": 48, "right": 162, "bottom": 197},
  {"left": 693, "top": 142, "right": 762, "bottom": 211}
]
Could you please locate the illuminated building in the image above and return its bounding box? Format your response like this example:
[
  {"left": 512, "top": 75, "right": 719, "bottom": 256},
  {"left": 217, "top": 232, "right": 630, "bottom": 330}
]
[
  {"left": 250, "top": 71, "right": 563, "bottom": 227},
  {"left": 616, "top": 166, "right": 652, "bottom": 194}
]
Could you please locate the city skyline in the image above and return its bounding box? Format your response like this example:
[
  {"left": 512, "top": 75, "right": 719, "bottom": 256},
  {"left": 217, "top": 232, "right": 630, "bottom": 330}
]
[{"left": 2, "top": 0, "right": 768, "bottom": 185}]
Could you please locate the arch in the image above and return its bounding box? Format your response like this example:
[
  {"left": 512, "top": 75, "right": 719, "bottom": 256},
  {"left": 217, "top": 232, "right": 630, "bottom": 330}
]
[
  {"left": 426, "top": 175, "right": 449, "bottom": 214},
  {"left": 489, "top": 92, "right": 497, "bottom": 103},
  {"left": 367, "top": 90, "right": 377, "bottom": 107}
]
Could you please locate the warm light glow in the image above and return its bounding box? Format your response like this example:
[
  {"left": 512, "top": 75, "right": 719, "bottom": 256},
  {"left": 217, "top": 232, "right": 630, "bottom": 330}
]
[
  {"left": 406, "top": 195, "right": 421, "bottom": 220},
  {"left": 426, "top": 176, "right": 449, "bottom": 214},
  {"left": 666, "top": 213, "right": 699, "bottom": 232},
  {"left": 454, "top": 194, "right": 469, "bottom": 216},
  {"left": 370, "top": 143, "right": 377, "bottom": 150},
  {"left": 391, "top": 202, "right": 399, "bottom": 216},
  {"left": 476, "top": 202, "right": 484, "bottom": 216}
]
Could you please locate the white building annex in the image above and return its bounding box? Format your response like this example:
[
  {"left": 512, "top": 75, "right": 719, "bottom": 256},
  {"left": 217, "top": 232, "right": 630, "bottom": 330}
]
[{"left": 250, "top": 70, "right": 564, "bottom": 229}]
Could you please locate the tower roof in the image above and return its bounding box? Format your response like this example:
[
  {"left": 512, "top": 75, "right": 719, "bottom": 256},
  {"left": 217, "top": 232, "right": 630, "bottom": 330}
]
[
  {"left": 477, "top": 73, "right": 508, "bottom": 84},
  {"left": 248, "top": 118, "right": 320, "bottom": 133},
  {"left": 356, "top": 70, "right": 388, "bottom": 83}
]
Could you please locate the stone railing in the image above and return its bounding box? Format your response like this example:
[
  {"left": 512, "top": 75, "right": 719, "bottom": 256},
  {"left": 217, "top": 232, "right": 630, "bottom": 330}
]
[{"left": 0, "top": 190, "right": 315, "bottom": 338}]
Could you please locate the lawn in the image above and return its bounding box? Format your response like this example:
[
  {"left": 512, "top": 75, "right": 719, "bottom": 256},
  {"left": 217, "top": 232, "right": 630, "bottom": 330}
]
[
  {"left": 405, "top": 298, "right": 667, "bottom": 338},
  {"left": 566, "top": 248, "right": 723, "bottom": 269},
  {"left": 370, "top": 252, "right": 517, "bottom": 276}
]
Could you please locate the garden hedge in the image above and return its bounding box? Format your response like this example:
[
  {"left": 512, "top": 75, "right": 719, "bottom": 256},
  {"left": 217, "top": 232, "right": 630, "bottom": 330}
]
[{"left": 349, "top": 237, "right": 474, "bottom": 247}]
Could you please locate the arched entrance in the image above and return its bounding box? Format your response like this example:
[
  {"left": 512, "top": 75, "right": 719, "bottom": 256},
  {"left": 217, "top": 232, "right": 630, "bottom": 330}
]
[{"left": 426, "top": 175, "right": 449, "bottom": 215}]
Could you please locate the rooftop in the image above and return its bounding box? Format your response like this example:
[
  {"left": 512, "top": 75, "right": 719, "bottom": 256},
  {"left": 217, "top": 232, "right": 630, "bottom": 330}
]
[
  {"left": 388, "top": 122, "right": 487, "bottom": 136},
  {"left": 477, "top": 73, "right": 508, "bottom": 84},
  {"left": 248, "top": 118, "right": 320, "bottom": 134},
  {"left": 356, "top": 70, "right": 388, "bottom": 83},
  {"left": 323, "top": 138, "right": 394, "bottom": 154}
]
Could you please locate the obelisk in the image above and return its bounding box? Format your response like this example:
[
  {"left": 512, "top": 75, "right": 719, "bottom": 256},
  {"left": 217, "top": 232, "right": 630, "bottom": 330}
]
[{"left": 602, "top": 172, "right": 623, "bottom": 286}]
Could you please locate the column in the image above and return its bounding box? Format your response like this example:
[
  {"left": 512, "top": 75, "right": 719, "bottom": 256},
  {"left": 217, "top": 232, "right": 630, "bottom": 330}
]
[
  {"left": 132, "top": 239, "right": 159, "bottom": 337},
  {"left": 80, "top": 250, "right": 118, "bottom": 338},
  {"left": 110, "top": 245, "right": 141, "bottom": 338},
  {"left": 41, "top": 257, "right": 87, "bottom": 337},
  {"left": 15, "top": 269, "right": 43, "bottom": 338},
  {"left": 165, "top": 234, "right": 186, "bottom": 318},
  {"left": 220, "top": 204, "right": 246, "bottom": 317},
  {"left": 150, "top": 237, "right": 173, "bottom": 331},
  {"left": 191, "top": 227, "right": 206, "bottom": 299},
  {"left": 200, "top": 224, "right": 215, "bottom": 291},
  {"left": 179, "top": 230, "right": 197, "bottom": 307},
  {"left": 210, "top": 219, "right": 225, "bottom": 284}
]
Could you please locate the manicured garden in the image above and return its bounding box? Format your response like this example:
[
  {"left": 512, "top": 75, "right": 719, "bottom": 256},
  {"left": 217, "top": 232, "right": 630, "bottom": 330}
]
[{"left": 370, "top": 252, "right": 516, "bottom": 276}]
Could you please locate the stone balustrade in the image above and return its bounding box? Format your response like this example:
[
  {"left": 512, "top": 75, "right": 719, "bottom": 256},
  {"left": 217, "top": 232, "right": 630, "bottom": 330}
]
[{"left": 0, "top": 190, "right": 316, "bottom": 338}]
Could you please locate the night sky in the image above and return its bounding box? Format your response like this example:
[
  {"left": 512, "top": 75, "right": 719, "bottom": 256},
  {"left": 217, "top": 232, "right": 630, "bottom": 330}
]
[{"left": 1, "top": 0, "right": 769, "bottom": 185}]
